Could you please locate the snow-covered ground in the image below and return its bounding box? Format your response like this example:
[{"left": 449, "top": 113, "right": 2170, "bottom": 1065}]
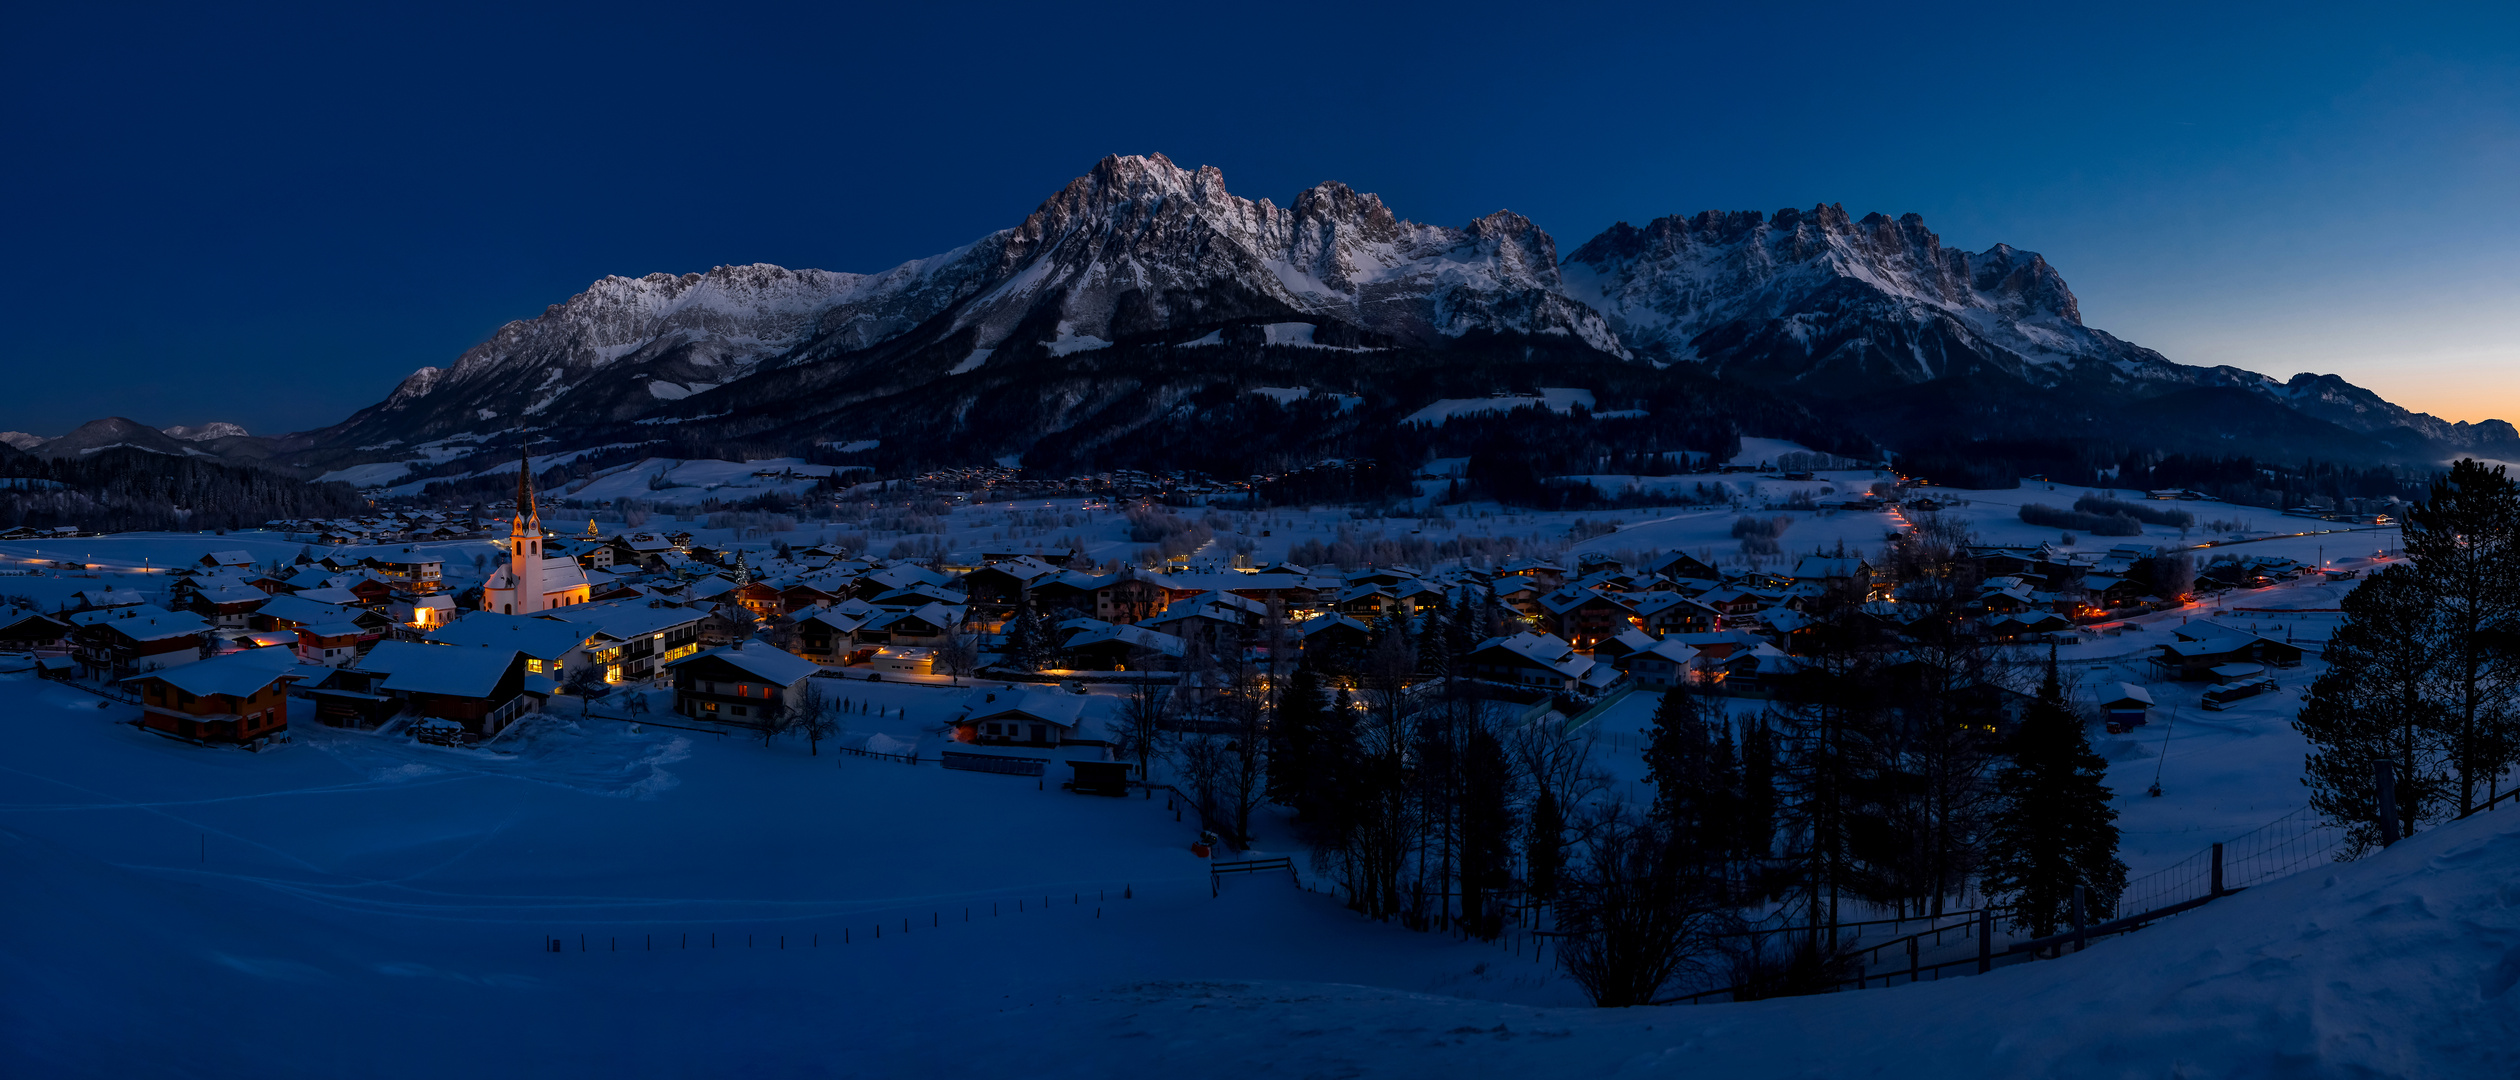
[
  {"left": 0, "top": 468, "right": 2481, "bottom": 1076},
  {"left": 4, "top": 656, "right": 2512, "bottom": 1076}
]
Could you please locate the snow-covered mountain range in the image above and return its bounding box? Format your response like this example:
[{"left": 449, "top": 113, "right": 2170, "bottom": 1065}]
[{"left": 189, "top": 153, "right": 2519, "bottom": 471}]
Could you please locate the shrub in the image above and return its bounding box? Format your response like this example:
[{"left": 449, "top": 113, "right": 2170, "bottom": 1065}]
[
  {"left": 2019, "top": 503, "right": 2141, "bottom": 536},
  {"left": 2072, "top": 495, "right": 2193, "bottom": 529}
]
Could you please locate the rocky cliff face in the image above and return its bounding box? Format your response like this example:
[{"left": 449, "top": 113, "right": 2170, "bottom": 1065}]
[
  {"left": 1558, "top": 205, "right": 2175, "bottom": 387},
  {"left": 939, "top": 153, "right": 1625, "bottom": 361},
  {"left": 316, "top": 254, "right": 1001, "bottom": 449}
]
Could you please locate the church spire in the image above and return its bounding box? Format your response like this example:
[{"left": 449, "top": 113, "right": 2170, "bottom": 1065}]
[{"left": 514, "top": 423, "right": 540, "bottom": 531}]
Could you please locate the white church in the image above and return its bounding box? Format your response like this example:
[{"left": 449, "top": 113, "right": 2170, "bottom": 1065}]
[{"left": 482, "top": 442, "right": 591, "bottom": 615}]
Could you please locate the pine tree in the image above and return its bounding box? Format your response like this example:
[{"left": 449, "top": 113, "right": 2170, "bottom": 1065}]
[
  {"left": 1003, "top": 592, "right": 1050, "bottom": 673},
  {"left": 2296, "top": 564, "right": 2451, "bottom": 851},
  {"left": 1981, "top": 655, "right": 2126, "bottom": 937},
  {"left": 1738, "top": 715, "right": 1778, "bottom": 866},
  {"left": 1455, "top": 723, "right": 1517, "bottom": 939},
  {"left": 2401, "top": 458, "right": 2520, "bottom": 812},
  {"left": 1418, "top": 591, "right": 1456, "bottom": 680},
  {"left": 1640, "top": 686, "right": 1723, "bottom": 858},
  {"left": 1265, "top": 662, "right": 1329, "bottom": 817},
  {"left": 1526, "top": 784, "right": 1567, "bottom": 900}
]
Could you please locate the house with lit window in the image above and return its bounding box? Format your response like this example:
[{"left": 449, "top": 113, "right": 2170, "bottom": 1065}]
[
  {"left": 667, "top": 642, "right": 819, "bottom": 727},
  {"left": 123, "top": 648, "right": 304, "bottom": 744},
  {"left": 426, "top": 611, "right": 592, "bottom": 681},
  {"left": 949, "top": 686, "right": 1097, "bottom": 749},
  {"left": 69, "top": 605, "right": 212, "bottom": 678},
  {"left": 358, "top": 548, "right": 445, "bottom": 594},
  {"left": 348, "top": 639, "right": 536, "bottom": 734},
  {"left": 537, "top": 598, "right": 705, "bottom": 683},
  {"left": 1465, "top": 631, "right": 1594, "bottom": 692}
]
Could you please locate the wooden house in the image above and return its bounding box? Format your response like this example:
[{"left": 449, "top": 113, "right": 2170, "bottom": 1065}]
[
  {"left": 667, "top": 643, "right": 820, "bottom": 727},
  {"left": 353, "top": 640, "right": 535, "bottom": 734},
  {"left": 123, "top": 650, "right": 301, "bottom": 744},
  {"left": 1465, "top": 631, "right": 1594, "bottom": 692},
  {"left": 949, "top": 686, "right": 1096, "bottom": 749},
  {"left": 69, "top": 605, "right": 211, "bottom": 678},
  {"left": 0, "top": 607, "right": 71, "bottom": 652}
]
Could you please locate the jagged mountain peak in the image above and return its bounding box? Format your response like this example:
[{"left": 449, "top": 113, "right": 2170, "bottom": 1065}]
[
  {"left": 163, "top": 421, "right": 250, "bottom": 442},
  {"left": 948, "top": 152, "right": 1626, "bottom": 357},
  {"left": 1560, "top": 204, "right": 2111, "bottom": 384}
]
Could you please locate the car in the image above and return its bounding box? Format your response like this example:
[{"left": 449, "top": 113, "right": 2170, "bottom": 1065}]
[{"left": 1064, "top": 680, "right": 1089, "bottom": 695}]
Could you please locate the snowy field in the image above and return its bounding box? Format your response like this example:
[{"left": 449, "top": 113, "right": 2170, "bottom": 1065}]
[
  {"left": 5, "top": 463, "right": 2499, "bottom": 1077},
  {"left": 4, "top": 660, "right": 2513, "bottom": 1077}
]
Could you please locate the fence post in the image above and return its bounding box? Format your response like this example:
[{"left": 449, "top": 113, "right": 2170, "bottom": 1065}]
[
  {"left": 2070, "top": 887, "right": 2088, "bottom": 953},
  {"left": 2374, "top": 759, "right": 2400, "bottom": 846},
  {"left": 2210, "top": 843, "right": 2224, "bottom": 896},
  {"left": 1977, "top": 909, "right": 1990, "bottom": 974}
]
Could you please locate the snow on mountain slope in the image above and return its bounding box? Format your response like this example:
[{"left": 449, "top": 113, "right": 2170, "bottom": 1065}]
[
  {"left": 944, "top": 153, "right": 1627, "bottom": 362},
  {"left": 161, "top": 421, "right": 249, "bottom": 442},
  {"left": 318, "top": 252, "right": 999, "bottom": 447},
  {"left": 1559, "top": 205, "right": 2172, "bottom": 387}
]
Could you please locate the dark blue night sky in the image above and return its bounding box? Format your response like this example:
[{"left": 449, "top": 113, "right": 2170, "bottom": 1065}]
[{"left": 6, "top": 2, "right": 2516, "bottom": 435}]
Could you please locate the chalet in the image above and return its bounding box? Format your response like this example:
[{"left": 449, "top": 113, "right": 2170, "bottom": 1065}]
[
  {"left": 1487, "top": 575, "right": 1544, "bottom": 615},
  {"left": 600, "top": 532, "right": 677, "bottom": 571},
  {"left": 2150, "top": 632, "right": 2304, "bottom": 681},
  {"left": 253, "top": 593, "right": 366, "bottom": 634},
  {"left": 427, "top": 611, "right": 594, "bottom": 681},
  {"left": 199, "top": 550, "right": 256, "bottom": 571},
  {"left": 854, "top": 564, "right": 952, "bottom": 602},
  {"left": 1500, "top": 558, "right": 1567, "bottom": 589},
  {"left": 1332, "top": 584, "right": 1400, "bottom": 623},
  {"left": 1141, "top": 591, "right": 1268, "bottom": 640},
  {"left": 1622, "top": 636, "right": 1704, "bottom": 689},
  {"left": 667, "top": 643, "right": 819, "bottom": 727},
  {"left": 1535, "top": 587, "right": 1640, "bottom": 650},
  {"left": 1630, "top": 591, "right": 1721, "bottom": 635},
  {"left": 360, "top": 548, "right": 445, "bottom": 594},
  {"left": 294, "top": 621, "right": 369, "bottom": 667},
  {"left": 855, "top": 603, "right": 960, "bottom": 647},
  {"left": 1791, "top": 556, "right": 1875, "bottom": 595},
  {"left": 0, "top": 607, "right": 71, "bottom": 652},
  {"left": 1711, "top": 643, "right": 1801, "bottom": 697},
  {"left": 958, "top": 557, "right": 1064, "bottom": 622},
  {"left": 1296, "top": 613, "right": 1372, "bottom": 656},
  {"left": 1646, "top": 551, "right": 1723, "bottom": 583},
  {"left": 1466, "top": 631, "right": 1594, "bottom": 692},
  {"left": 1983, "top": 610, "right": 2073, "bottom": 638},
  {"left": 791, "top": 609, "right": 867, "bottom": 666},
  {"left": 950, "top": 686, "right": 1097, "bottom": 750},
  {"left": 352, "top": 640, "right": 536, "bottom": 734},
  {"left": 1025, "top": 570, "right": 1110, "bottom": 618},
  {"left": 1059, "top": 620, "right": 1186, "bottom": 670},
  {"left": 69, "top": 605, "right": 210, "bottom": 677},
  {"left": 186, "top": 581, "right": 271, "bottom": 628},
  {"left": 71, "top": 587, "right": 146, "bottom": 610},
  {"left": 384, "top": 594, "right": 458, "bottom": 630},
  {"left": 123, "top": 649, "right": 302, "bottom": 745},
  {"left": 730, "top": 580, "right": 784, "bottom": 618},
  {"left": 1094, "top": 575, "right": 1170, "bottom": 624},
  {"left": 776, "top": 580, "right": 843, "bottom": 616}
]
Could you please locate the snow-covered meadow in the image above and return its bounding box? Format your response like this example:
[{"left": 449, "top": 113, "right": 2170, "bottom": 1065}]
[{"left": 6, "top": 458, "right": 2495, "bottom": 1077}]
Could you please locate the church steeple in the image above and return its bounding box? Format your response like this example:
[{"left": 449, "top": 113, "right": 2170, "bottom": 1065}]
[
  {"left": 497, "top": 424, "right": 548, "bottom": 615},
  {"left": 513, "top": 425, "right": 541, "bottom": 535}
]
